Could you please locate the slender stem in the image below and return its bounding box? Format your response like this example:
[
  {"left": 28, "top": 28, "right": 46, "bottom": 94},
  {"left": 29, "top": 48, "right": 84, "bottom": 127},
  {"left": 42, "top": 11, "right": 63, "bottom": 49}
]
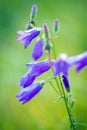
[
  {"left": 54, "top": 76, "right": 62, "bottom": 94},
  {"left": 52, "top": 48, "right": 56, "bottom": 59},
  {"left": 50, "top": 36, "right": 77, "bottom": 130},
  {"left": 49, "top": 81, "right": 61, "bottom": 95},
  {"left": 51, "top": 39, "right": 57, "bottom": 59},
  {"left": 50, "top": 63, "right": 62, "bottom": 95},
  {"left": 46, "top": 49, "right": 62, "bottom": 95},
  {"left": 58, "top": 75, "right": 77, "bottom": 130},
  {"left": 49, "top": 67, "right": 62, "bottom": 95},
  {"left": 50, "top": 40, "right": 63, "bottom": 94}
]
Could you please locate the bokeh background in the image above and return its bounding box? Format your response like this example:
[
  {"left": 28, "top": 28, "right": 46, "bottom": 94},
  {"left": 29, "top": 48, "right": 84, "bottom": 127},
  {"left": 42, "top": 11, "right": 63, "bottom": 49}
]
[{"left": 0, "top": 0, "right": 87, "bottom": 130}]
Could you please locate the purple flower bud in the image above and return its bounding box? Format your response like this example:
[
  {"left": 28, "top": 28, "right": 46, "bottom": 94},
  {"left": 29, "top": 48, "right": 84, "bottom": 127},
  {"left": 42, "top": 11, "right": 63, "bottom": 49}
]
[
  {"left": 32, "top": 38, "right": 44, "bottom": 60},
  {"left": 32, "top": 5, "right": 37, "bottom": 15},
  {"left": 53, "top": 19, "right": 59, "bottom": 33},
  {"left": 62, "top": 75, "right": 70, "bottom": 92},
  {"left": 43, "top": 23, "right": 52, "bottom": 52},
  {"left": 17, "top": 27, "right": 41, "bottom": 48},
  {"left": 55, "top": 19, "right": 58, "bottom": 25},
  {"left": 30, "top": 4, "right": 37, "bottom": 20},
  {"left": 43, "top": 23, "right": 48, "bottom": 33},
  {"left": 16, "top": 82, "right": 44, "bottom": 104},
  {"left": 43, "top": 23, "right": 49, "bottom": 39}
]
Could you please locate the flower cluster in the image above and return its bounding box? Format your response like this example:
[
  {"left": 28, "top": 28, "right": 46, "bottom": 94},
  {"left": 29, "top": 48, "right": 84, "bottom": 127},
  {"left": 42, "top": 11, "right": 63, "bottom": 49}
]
[{"left": 16, "top": 5, "right": 87, "bottom": 104}]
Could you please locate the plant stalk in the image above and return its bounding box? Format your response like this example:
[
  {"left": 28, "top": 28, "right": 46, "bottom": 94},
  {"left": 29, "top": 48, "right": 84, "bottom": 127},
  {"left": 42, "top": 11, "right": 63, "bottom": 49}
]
[{"left": 58, "top": 75, "right": 77, "bottom": 130}]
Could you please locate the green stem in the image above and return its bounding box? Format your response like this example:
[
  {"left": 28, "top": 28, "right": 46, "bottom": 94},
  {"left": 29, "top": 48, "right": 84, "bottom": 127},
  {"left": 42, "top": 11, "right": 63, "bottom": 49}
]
[
  {"left": 51, "top": 39, "right": 57, "bottom": 59},
  {"left": 54, "top": 76, "right": 62, "bottom": 94},
  {"left": 51, "top": 37, "right": 77, "bottom": 130},
  {"left": 50, "top": 44, "right": 63, "bottom": 94},
  {"left": 47, "top": 50, "right": 62, "bottom": 95},
  {"left": 58, "top": 75, "right": 77, "bottom": 130},
  {"left": 49, "top": 81, "right": 60, "bottom": 95},
  {"left": 52, "top": 48, "right": 56, "bottom": 59}
]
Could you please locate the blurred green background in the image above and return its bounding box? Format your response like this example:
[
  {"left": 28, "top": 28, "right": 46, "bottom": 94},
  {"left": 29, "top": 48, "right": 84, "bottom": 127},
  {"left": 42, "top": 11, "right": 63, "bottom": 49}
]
[{"left": 0, "top": 0, "right": 87, "bottom": 130}]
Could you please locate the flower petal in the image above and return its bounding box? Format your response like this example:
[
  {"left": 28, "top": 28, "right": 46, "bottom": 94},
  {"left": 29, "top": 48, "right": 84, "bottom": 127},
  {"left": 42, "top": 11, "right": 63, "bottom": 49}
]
[
  {"left": 67, "top": 51, "right": 87, "bottom": 65},
  {"left": 19, "top": 61, "right": 50, "bottom": 88},
  {"left": 17, "top": 33, "right": 30, "bottom": 42},
  {"left": 26, "top": 60, "right": 51, "bottom": 77},
  {"left": 52, "top": 54, "right": 69, "bottom": 76},
  {"left": 52, "top": 59, "right": 61, "bottom": 76},
  {"left": 16, "top": 82, "right": 44, "bottom": 104},
  {"left": 19, "top": 70, "right": 36, "bottom": 88},
  {"left": 76, "top": 63, "right": 87, "bottom": 72},
  {"left": 67, "top": 51, "right": 87, "bottom": 72},
  {"left": 32, "top": 39, "right": 44, "bottom": 60},
  {"left": 24, "top": 38, "right": 31, "bottom": 48},
  {"left": 17, "top": 30, "right": 24, "bottom": 34},
  {"left": 17, "top": 27, "right": 41, "bottom": 48}
]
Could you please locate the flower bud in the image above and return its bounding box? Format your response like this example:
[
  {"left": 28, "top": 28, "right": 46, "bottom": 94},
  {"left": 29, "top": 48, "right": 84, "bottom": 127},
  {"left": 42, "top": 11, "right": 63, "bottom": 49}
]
[
  {"left": 62, "top": 75, "right": 70, "bottom": 92},
  {"left": 43, "top": 23, "right": 49, "bottom": 39},
  {"left": 32, "top": 38, "right": 44, "bottom": 60},
  {"left": 30, "top": 4, "right": 37, "bottom": 21},
  {"left": 71, "top": 98, "right": 75, "bottom": 108},
  {"left": 53, "top": 19, "right": 59, "bottom": 33}
]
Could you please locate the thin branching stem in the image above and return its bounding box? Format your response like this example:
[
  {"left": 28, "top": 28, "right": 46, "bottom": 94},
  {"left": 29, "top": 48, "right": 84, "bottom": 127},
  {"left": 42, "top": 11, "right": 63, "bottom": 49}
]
[
  {"left": 58, "top": 75, "right": 77, "bottom": 130},
  {"left": 46, "top": 48, "right": 62, "bottom": 95},
  {"left": 50, "top": 37, "right": 77, "bottom": 130},
  {"left": 49, "top": 81, "right": 61, "bottom": 95},
  {"left": 51, "top": 40, "right": 63, "bottom": 94}
]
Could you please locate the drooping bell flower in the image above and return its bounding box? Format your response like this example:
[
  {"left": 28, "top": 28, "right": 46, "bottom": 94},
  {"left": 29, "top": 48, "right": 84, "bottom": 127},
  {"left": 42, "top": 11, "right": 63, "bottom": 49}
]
[
  {"left": 52, "top": 53, "right": 70, "bottom": 76},
  {"left": 16, "top": 82, "right": 44, "bottom": 104},
  {"left": 26, "top": 60, "right": 51, "bottom": 77},
  {"left": 19, "top": 60, "right": 51, "bottom": 88},
  {"left": 52, "top": 52, "right": 87, "bottom": 77},
  {"left": 32, "top": 38, "right": 44, "bottom": 60},
  {"left": 17, "top": 27, "right": 41, "bottom": 48},
  {"left": 62, "top": 75, "right": 70, "bottom": 92}
]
